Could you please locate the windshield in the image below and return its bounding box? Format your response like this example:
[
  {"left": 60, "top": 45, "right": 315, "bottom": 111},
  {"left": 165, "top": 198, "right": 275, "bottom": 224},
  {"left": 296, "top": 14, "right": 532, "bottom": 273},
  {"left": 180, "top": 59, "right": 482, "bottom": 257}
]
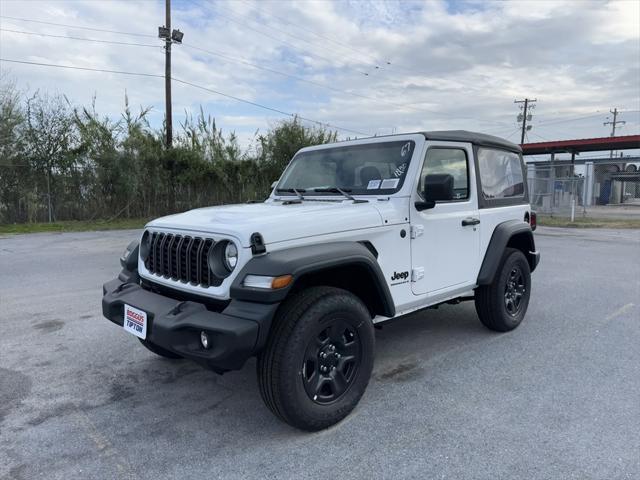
[{"left": 276, "top": 140, "right": 416, "bottom": 195}]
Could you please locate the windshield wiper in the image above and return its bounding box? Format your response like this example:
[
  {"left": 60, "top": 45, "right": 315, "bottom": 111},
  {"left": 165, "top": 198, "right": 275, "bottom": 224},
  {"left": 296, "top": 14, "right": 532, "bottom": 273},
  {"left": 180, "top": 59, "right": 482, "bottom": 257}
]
[
  {"left": 276, "top": 188, "right": 306, "bottom": 200},
  {"left": 313, "top": 187, "right": 367, "bottom": 203}
]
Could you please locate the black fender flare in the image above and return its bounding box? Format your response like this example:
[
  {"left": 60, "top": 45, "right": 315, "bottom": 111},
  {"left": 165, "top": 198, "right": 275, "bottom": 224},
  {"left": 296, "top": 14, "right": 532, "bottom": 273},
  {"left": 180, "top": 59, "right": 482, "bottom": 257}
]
[
  {"left": 477, "top": 220, "right": 539, "bottom": 285},
  {"left": 230, "top": 241, "right": 395, "bottom": 317}
]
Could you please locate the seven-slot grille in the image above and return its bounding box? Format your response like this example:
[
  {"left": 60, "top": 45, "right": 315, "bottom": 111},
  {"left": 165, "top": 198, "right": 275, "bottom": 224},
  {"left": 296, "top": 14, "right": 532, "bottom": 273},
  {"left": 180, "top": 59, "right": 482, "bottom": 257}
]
[{"left": 145, "top": 232, "right": 223, "bottom": 287}]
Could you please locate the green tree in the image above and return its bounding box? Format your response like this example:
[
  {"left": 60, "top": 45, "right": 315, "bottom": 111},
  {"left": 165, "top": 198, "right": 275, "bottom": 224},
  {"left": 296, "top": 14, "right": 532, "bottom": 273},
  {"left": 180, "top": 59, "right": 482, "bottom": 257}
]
[
  {"left": 23, "top": 91, "right": 77, "bottom": 222},
  {"left": 0, "top": 78, "right": 27, "bottom": 222},
  {"left": 257, "top": 116, "right": 337, "bottom": 183}
]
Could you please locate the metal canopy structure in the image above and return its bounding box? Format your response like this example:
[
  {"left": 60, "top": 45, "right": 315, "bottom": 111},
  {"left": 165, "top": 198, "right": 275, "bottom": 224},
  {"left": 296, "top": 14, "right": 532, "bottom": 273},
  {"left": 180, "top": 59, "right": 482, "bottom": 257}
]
[
  {"left": 521, "top": 134, "right": 640, "bottom": 156},
  {"left": 526, "top": 156, "right": 640, "bottom": 166}
]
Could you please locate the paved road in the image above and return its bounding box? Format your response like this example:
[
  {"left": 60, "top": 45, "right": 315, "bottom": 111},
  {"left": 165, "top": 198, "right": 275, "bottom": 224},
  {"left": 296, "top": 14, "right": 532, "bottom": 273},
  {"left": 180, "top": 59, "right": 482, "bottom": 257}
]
[{"left": 1, "top": 227, "right": 639, "bottom": 480}]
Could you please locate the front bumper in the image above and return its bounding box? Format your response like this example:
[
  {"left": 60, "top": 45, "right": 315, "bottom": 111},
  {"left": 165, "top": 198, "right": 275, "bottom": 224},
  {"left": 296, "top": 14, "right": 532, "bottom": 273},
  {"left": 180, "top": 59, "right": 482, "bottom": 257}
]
[{"left": 102, "top": 277, "right": 278, "bottom": 371}]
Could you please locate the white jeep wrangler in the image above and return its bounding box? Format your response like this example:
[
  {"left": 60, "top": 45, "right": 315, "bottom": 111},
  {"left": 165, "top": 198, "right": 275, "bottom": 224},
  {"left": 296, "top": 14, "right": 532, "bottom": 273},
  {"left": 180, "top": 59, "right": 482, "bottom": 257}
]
[{"left": 103, "top": 130, "right": 540, "bottom": 431}]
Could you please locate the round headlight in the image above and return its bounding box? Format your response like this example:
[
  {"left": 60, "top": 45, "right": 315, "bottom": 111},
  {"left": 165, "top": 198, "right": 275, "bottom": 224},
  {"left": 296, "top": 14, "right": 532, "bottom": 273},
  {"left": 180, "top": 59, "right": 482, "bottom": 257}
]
[
  {"left": 208, "top": 240, "right": 239, "bottom": 278},
  {"left": 223, "top": 242, "right": 238, "bottom": 271}
]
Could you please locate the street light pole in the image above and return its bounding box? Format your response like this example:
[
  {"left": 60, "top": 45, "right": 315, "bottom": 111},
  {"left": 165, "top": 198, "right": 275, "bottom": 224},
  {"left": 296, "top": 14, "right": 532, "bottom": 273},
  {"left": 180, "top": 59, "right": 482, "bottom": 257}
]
[
  {"left": 164, "top": 0, "right": 173, "bottom": 148},
  {"left": 159, "top": 0, "right": 183, "bottom": 148}
]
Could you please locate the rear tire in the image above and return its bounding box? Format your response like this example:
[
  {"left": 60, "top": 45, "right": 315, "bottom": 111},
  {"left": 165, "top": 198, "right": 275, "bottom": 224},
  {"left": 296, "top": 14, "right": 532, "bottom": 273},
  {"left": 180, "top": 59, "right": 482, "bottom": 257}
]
[
  {"left": 138, "top": 338, "right": 182, "bottom": 359},
  {"left": 475, "top": 248, "right": 531, "bottom": 332},
  {"left": 257, "top": 286, "right": 374, "bottom": 431}
]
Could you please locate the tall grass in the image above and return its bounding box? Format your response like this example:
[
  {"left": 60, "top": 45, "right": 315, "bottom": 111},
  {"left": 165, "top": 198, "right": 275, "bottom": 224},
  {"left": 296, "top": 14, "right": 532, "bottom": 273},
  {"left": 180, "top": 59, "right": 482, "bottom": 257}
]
[{"left": 0, "top": 82, "right": 337, "bottom": 224}]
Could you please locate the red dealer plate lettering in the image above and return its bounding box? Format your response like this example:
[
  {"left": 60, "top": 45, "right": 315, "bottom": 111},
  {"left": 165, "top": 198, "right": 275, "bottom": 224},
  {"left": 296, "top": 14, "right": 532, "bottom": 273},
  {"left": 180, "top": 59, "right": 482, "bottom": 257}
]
[{"left": 123, "top": 304, "right": 147, "bottom": 340}]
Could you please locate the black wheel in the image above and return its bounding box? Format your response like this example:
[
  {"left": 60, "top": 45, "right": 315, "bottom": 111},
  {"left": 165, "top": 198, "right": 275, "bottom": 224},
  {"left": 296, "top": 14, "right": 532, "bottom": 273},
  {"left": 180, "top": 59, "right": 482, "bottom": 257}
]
[
  {"left": 257, "top": 286, "right": 374, "bottom": 431},
  {"left": 138, "top": 338, "right": 182, "bottom": 359},
  {"left": 475, "top": 248, "right": 531, "bottom": 332}
]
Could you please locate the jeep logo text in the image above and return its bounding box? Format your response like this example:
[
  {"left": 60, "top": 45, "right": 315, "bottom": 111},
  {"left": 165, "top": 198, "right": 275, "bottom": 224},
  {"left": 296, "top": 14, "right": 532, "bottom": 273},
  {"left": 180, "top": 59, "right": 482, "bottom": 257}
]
[{"left": 391, "top": 271, "right": 409, "bottom": 281}]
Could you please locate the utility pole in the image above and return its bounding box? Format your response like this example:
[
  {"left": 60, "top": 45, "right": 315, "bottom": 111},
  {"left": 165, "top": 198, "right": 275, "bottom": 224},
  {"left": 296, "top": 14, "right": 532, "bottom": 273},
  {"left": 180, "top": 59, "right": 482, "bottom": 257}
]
[
  {"left": 165, "top": 0, "right": 172, "bottom": 148},
  {"left": 604, "top": 108, "right": 626, "bottom": 158},
  {"left": 514, "top": 98, "right": 537, "bottom": 144},
  {"left": 604, "top": 108, "right": 627, "bottom": 203},
  {"left": 158, "top": 0, "right": 183, "bottom": 148}
]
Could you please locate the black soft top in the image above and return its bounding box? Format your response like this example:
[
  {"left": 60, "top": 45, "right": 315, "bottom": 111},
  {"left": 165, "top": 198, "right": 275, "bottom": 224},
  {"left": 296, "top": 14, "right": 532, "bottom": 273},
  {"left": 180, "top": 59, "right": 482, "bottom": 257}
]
[{"left": 420, "top": 130, "right": 522, "bottom": 153}]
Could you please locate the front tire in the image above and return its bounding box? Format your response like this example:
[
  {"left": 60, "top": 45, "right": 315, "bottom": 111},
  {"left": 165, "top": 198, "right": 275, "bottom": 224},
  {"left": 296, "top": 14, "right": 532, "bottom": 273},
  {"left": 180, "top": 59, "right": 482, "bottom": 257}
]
[
  {"left": 475, "top": 248, "right": 531, "bottom": 332},
  {"left": 257, "top": 287, "right": 375, "bottom": 431}
]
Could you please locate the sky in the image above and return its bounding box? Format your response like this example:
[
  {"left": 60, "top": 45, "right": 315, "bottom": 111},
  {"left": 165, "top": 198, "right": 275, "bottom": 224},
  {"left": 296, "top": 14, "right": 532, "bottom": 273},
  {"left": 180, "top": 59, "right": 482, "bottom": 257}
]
[{"left": 0, "top": 0, "right": 639, "bottom": 157}]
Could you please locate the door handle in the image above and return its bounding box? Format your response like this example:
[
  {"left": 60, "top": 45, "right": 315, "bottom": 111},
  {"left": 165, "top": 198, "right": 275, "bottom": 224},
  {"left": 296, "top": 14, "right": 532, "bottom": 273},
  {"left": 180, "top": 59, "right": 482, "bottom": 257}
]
[{"left": 462, "top": 217, "right": 480, "bottom": 226}]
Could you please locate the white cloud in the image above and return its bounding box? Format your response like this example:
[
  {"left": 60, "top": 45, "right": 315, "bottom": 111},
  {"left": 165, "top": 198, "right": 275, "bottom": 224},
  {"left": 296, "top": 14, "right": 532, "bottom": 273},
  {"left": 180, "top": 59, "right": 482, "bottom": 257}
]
[{"left": 0, "top": 0, "right": 638, "bottom": 146}]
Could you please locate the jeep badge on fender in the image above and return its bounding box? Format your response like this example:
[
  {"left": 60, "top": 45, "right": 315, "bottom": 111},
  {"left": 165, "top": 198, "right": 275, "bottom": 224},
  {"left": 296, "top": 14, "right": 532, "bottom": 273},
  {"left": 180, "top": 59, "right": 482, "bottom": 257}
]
[
  {"left": 101, "top": 131, "right": 540, "bottom": 431},
  {"left": 391, "top": 271, "right": 409, "bottom": 283}
]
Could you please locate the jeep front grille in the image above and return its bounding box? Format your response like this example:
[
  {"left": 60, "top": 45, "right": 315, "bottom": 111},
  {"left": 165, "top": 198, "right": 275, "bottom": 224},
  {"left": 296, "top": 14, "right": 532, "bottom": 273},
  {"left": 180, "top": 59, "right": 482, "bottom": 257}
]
[{"left": 145, "top": 232, "right": 222, "bottom": 287}]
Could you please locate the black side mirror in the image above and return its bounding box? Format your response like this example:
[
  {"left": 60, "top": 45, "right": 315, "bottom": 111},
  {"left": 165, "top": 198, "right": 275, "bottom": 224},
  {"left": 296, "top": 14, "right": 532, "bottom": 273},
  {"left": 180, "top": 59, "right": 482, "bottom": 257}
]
[
  {"left": 415, "top": 199, "right": 436, "bottom": 211},
  {"left": 415, "top": 174, "right": 454, "bottom": 211}
]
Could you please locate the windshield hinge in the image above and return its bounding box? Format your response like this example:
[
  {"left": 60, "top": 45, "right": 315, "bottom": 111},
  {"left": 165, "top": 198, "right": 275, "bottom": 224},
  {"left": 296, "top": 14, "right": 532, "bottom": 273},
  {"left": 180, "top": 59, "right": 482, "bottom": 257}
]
[{"left": 411, "top": 267, "right": 425, "bottom": 282}]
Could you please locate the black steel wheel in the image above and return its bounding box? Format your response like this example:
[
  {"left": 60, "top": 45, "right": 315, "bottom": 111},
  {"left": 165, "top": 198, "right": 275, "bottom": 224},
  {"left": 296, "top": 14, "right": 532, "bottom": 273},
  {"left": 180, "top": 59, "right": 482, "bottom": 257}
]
[
  {"left": 257, "top": 286, "right": 375, "bottom": 431},
  {"left": 301, "top": 319, "right": 362, "bottom": 405},
  {"left": 504, "top": 265, "right": 526, "bottom": 316},
  {"left": 475, "top": 248, "right": 531, "bottom": 332}
]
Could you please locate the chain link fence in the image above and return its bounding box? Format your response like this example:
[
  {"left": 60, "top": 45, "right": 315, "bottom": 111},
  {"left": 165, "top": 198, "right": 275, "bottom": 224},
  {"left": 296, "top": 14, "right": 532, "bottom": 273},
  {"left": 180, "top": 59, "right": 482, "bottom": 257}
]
[
  {"left": 0, "top": 163, "right": 272, "bottom": 224},
  {"left": 527, "top": 159, "right": 640, "bottom": 220}
]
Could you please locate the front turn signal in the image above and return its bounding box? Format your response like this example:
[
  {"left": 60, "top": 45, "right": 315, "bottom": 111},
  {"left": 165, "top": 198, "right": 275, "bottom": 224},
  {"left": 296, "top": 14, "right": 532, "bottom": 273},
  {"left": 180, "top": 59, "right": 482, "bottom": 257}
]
[
  {"left": 244, "top": 274, "right": 293, "bottom": 289},
  {"left": 271, "top": 275, "right": 293, "bottom": 289}
]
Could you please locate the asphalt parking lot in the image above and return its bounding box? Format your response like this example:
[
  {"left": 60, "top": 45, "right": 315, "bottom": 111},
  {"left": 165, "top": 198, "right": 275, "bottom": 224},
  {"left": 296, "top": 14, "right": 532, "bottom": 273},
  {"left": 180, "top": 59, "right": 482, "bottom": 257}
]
[{"left": 1, "top": 227, "right": 639, "bottom": 480}]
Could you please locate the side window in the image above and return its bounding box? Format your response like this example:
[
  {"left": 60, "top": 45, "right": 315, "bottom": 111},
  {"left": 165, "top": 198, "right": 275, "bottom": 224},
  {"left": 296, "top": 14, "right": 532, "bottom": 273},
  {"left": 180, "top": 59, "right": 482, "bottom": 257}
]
[
  {"left": 418, "top": 148, "right": 469, "bottom": 201},
  {"left": 477, "top": 148, "right": 524, "bottom": 199}
]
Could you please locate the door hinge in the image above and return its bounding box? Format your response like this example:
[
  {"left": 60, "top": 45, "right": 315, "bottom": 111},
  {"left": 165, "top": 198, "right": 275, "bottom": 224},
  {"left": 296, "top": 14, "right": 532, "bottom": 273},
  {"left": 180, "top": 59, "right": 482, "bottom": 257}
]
[
  {"left": 411, "top": 267, "right": 424, "bottom": 282},
  {"left": 410, "top": 225, "right": 424, "bottom": 239}
]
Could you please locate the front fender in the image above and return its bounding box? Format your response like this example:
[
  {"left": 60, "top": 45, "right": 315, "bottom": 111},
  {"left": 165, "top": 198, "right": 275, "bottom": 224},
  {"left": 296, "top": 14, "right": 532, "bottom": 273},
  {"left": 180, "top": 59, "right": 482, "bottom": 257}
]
[{"left": 230, "top": 241, "right": 395, "bottom": 317}]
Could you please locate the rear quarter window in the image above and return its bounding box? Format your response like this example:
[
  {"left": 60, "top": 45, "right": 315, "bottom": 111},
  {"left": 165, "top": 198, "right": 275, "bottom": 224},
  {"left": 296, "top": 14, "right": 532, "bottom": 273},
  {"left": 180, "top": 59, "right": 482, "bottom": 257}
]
[{"left": 477, "top": 148, "right": 525, "bottom": 199}]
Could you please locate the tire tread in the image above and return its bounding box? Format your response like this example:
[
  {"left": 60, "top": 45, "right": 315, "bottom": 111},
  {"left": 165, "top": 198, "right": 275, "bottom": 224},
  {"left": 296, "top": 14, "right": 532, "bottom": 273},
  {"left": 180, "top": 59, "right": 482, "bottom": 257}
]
[
  {"left": 475, "top": 248, "right": 531, "bottom": 332},
  {"left": 257, "top": 286, "right": 373, "bottom": 430}
]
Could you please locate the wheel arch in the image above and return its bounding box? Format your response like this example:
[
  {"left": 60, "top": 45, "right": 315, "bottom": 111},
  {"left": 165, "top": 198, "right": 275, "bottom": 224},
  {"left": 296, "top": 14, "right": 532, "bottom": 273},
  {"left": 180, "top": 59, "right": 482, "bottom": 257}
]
[
  {"left": 230, "top": 241, "right": 395, "bottom": 318},
  {"left": 477, "top": 220, "right": 539, "bottom": 286}
]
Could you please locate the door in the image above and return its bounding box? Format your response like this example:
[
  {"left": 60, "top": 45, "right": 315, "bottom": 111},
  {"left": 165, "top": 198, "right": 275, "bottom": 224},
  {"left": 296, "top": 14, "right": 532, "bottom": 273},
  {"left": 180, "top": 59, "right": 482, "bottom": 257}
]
[{"left": 410, "top": 144, "right": 480, "bottom": 296}]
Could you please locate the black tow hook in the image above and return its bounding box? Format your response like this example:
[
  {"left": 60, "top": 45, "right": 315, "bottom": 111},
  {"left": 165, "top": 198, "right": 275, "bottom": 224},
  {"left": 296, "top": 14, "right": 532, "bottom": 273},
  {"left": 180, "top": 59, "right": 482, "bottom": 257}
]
[
  {"left": 170, "top": 301, "right": 188, "bottom": 316},
  {"left": 115, "top": 282, "right": 135, "bottom": 293}
]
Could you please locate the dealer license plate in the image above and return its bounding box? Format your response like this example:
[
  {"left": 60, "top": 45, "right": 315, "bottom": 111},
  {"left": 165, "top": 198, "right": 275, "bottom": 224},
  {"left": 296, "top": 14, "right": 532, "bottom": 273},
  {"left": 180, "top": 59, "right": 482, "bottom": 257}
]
[{"left": 123, "top": 304, "right": 147, "bottom": 339}]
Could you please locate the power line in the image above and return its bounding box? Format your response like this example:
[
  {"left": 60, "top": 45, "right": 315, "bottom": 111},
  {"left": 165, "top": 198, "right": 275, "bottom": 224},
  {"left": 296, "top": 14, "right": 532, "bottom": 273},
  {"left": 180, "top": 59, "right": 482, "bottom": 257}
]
[
  {"left": 227, "top": 0, "right": 450, "bottom": 79},
  {"left": 237, "top": 0, "right": 388, "bottom": 67},
  {"left": 191, "top": 4, "right": 372, "bottom": 77},
  {"left": 2, "top": 24, "right": 408, "bottom": 114},
  {"left": 535, "top": 112, "right": 604, "bottom": 127},
  {"left": 0, "top": 58, "right": 372, "bottom": 136},
  {"left": 179, "top": 43, "right": 480, "bottom": 120},
  {"left": 0, "top": 28, "right": 161, "bottom": 48},
  {"left": 2, "top": 10, "right": 373, "bottom": 76},
  {"left": 1, "top": 28, "right": 496, "bottom": 123},
  {"left": 0, "top": 15, "right": 156, "bottom": 38},
  {"left": 172, "top": 78, "right": 370, "bottom": 135},
  {"left": 1, "top": 16, "right": 399, "bottom": 112},
  {"left": 0, "top": 13, "right": 511, "bottom": 126},
  {"left": 0, "top": 58, "right": 164, "bottom": 79},
  {"left": 227, "top": 2, "right": 387, "bottom": 73}
]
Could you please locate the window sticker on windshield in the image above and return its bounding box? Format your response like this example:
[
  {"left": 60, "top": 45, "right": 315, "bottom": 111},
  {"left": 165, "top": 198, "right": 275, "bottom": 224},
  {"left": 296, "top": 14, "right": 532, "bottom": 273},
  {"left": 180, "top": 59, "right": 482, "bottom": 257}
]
[
  {"left": 367, "top": 179, "right": 381, "bottom": 190},
  {"left": 401, "top": 142, "right": 412, "bottom": 157},
  {"left": 394, "top": 162, "right": 407, "bottom": 177},
  {"left": 381, "top": 178, "right": 400, "bottom": 189}
]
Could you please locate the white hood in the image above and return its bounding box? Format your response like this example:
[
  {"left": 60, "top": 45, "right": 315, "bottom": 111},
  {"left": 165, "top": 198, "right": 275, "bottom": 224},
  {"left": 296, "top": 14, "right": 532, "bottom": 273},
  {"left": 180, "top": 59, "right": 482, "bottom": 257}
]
[{"left": 147, "top": 201, "right": 385, "bottom": 247}]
